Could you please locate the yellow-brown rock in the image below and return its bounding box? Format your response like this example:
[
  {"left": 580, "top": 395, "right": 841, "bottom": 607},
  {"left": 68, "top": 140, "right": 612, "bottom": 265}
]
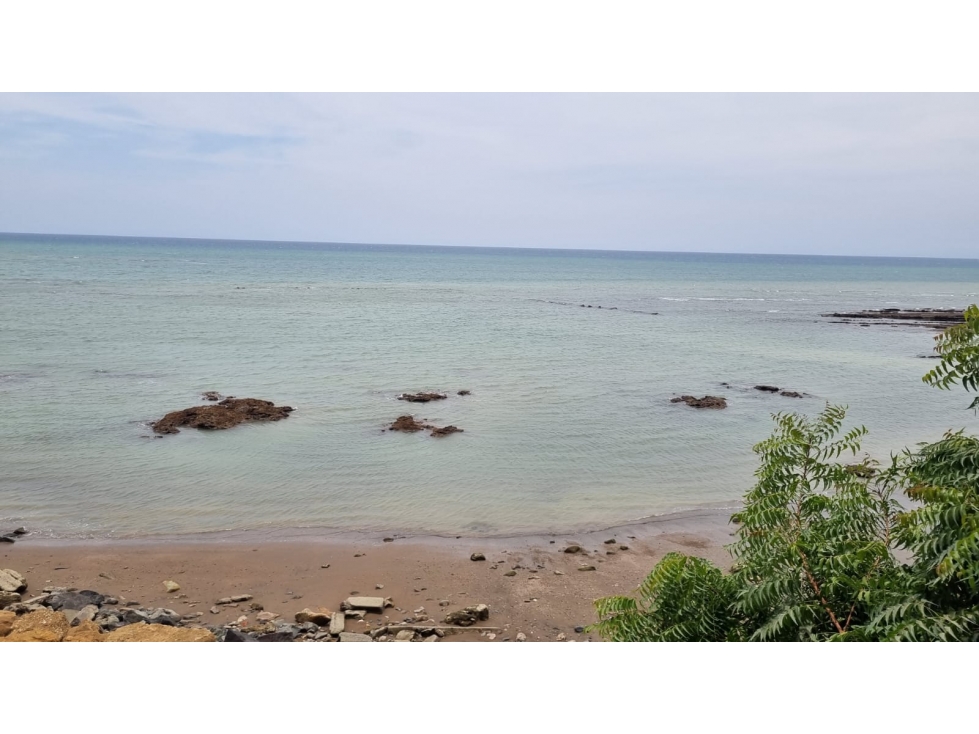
[
  {"left": 295, "top": 607, "right": 332, "bottom": 625},
  {"left": 0, "top": 610, "right": 15, "bottom": 638},
  {"left": 2, "top": 609, "right": 70, "bottom": 642},
  {"left": 105, "top": 622, "right": 215, "bottom": 642},
  {"left": 65, "top": 620, "right": 105, "bottom": 642}
]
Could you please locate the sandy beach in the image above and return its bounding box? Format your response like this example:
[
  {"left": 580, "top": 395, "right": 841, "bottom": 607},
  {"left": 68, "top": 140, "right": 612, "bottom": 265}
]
[{"left": 2, "top": 510, "right": 734, "bottom": 641}]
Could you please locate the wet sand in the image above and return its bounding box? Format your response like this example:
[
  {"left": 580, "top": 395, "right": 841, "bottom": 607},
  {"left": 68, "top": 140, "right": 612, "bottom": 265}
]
[{"left": 2, "top": 510, "right": 736, "bottom": 641}]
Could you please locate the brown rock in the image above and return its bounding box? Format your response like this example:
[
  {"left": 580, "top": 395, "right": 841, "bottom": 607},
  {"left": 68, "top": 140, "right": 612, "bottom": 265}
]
[
  {"left": 105, "top": 623, "right": 215, "bottom": 642},
  {"left": 563, "top": 545, "right": 582, "bottom": 554},
  {"left": 397, "top": 392, "right": 447, "bottom": 403},
  {"left": 389, "top": 415, "right": 428, "bottom": 432},
  {"left": 201, "top": 391, "right": 222, "bottom": 401},
  {"left": 152, "top": 398, "right": 294, "bottom": 435},
  {"left": 779, "top": 391, "right": 803, "bottom": 398},
  {"left": 430, "top": 425, "right": 463, "bottom": 437},
  {"left": 2, "top": 609, "right": 69, "bottom": 642},
  {"left": 65, "top": 620, "right": 104, "bottom": 642},
  {"left": 0, "top": 610, "right": 15, "bottom": 637},
  {"left": 670, "top": 395, "right": 727, "bottom": 409},
  {"left": 295, "top": 607, "right": 333, "bottom": 626}
]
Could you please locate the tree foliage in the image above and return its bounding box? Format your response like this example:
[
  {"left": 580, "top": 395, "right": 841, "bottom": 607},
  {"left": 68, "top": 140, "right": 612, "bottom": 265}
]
[{"left": 593, "top": 306, "right": 979, "bottom": 641}]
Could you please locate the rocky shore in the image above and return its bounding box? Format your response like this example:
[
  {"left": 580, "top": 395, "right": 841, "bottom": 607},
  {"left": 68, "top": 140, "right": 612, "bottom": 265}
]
[{"left": 0, "top": 512, "right": 734, "bottom": 642}]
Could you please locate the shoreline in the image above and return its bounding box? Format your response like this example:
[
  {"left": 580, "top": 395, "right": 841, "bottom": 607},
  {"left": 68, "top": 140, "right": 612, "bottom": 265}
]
[{"left": 2, "top": 509, "right": 736, "bottom": 641}]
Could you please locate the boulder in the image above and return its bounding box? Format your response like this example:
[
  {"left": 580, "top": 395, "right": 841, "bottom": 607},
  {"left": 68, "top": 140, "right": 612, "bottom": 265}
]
[
  {"left": 152, "top": 398, "right": 293, "bottom": 435},
  {"left": 389, "top": 415, "right": 428, "bottom": 432},
  {"left": 0, "top": 591, "right": 21, "bottom": 608},
  {"left": 0, "top": 569, "right": 27, "bottom": 593},
  {"left": 105, "top": 623, "right": 215, "bottom": 642},
  {"left": 470, "top": 552, "right": 486, "bottom": 561},
  {"left": 295, "top": 607, "right": 333, "bottom": 626},
  {"left": 2, "top": 609, "right": 70, "bottom": 642},
  {"left": 397, "top": 392, "right": 447, "bottom": 403},
  {"left": 670, "top": 395, "right": 727, "bottom": 409},
  {"left": 44, "top": 590, "right": 105, "bottom": 611}
]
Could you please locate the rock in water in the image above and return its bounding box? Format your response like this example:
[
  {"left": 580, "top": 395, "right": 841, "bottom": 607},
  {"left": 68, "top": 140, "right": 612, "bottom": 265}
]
[
  {"left": 397, "top": 392, "right": 447, "bottom": 403},
  {"left": 754, "top": 385, "right": 780, "bottom": 392},
  {"left": 389, "top": 415, "right": 428, "bottom": 432},
  {"left": 780, "top": 391, "right": 803, "bottom": 398},
  {"left": 152, "top": 397, "right": 294, "bottom": 435},
  {"left": 430, "top": 425, "right": 463, "bottom": 437},
  {"left": 670, "top": 395, "right": 727, "bottom": 409},
  {"left": 457, "top": 390, "right": 471, "bottom": 396}
]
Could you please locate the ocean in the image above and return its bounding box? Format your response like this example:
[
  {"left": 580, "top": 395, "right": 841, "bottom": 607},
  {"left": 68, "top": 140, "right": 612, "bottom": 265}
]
[{"left": 2, "top": 232, "right": 978, "bottom": 539}]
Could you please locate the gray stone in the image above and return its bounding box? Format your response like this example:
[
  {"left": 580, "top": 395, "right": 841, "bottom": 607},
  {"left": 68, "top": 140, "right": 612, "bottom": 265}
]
[
  {"left": 470, "top": 552, "right": 486, "bottom": 561},
  {"left": 395, "top": 629, "right": 416, "bottom": 641},
  {"left": 70, "top": 604, "right": 99, "bottom": 626},
  {"left": 329, "top": 611, "right": 345, "bottom": 635},
  {"left": 0, "top": 590, "right": 21, "bottom": 608},
  {"left": 44, "top": 590, "right": 105, "bottom": 611},
  {"left": 0, "top": 569, "right": 27, "bottom": 593},
  {"left": 339, "top": 632, "right": 372, "bottom": 642},
  {"left": 341, "top": 596, "right": 389, "bottom": 612}
]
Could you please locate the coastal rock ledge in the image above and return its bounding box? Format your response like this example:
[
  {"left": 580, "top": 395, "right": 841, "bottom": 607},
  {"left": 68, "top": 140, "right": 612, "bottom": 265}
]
[
  {"left": 152, "top": 397, "right": 294, "bottom": 435},
  {"left": 670, "top": 395, "right": 727, "bottom": 409}
]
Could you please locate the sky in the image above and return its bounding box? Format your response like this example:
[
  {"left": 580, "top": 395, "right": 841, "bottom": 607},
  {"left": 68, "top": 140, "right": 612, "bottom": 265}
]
[{"left": 1, "top": 93, "right": 977, "bottom": 257}]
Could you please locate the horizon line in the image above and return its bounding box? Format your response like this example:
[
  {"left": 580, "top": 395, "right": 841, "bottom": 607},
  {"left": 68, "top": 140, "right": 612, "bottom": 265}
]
[{"left": 2, "top": 230, "right": 978, "bottom": 263}]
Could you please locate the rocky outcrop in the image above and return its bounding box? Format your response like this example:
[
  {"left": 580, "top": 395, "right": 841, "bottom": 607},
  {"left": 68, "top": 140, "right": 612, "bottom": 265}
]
[
  {"left": 389, "top": 415, "right": 428, "bottom": 432},
  {"left": 670, "top": 395, "right": 727, "bottom": 409},
  {"left": 152, "top": 397, "right": 293, "bottom": 435},
  {"left": 2, "top": 608, "right": 70, "bottom": 642},
  {"left": 398, "top": 392, "right": 447, "bottom": 403},
  {"left": 389, "top": 415, "right": 464, "bottom": 437},
  {"left": 822, "top": 308, "right": 964, "bottom": 329}
]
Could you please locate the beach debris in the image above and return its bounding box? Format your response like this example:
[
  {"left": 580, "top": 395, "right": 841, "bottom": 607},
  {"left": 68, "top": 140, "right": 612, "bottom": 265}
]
[
  {"left": 163, "top": 580, "right": 180, "bottom": 593},
  {"left": 444, "top": 604, "right": 489, "bottom": 627},
  {"left": 152, "top": 397, "right": 294, "bottom": 435},
  {"left": 670, "top": 395, "right": 727, "bottom": 409},
  {"left": 398, "top": 392, "right": 447, "bottom": 403},
  {"left": 0, "top": 570, "right": 27, "bottom": 595},
  {"left": 470, "top": 552, "right": 486, "bottom": 561},
  {"left": 563, "top": 545, "right": 582, "bottom": 554}
]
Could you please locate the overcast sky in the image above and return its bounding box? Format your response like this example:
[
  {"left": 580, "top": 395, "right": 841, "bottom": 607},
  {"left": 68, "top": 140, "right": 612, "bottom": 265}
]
[{"left": 1, "top": 93, "right": 977, "bottom": 257}]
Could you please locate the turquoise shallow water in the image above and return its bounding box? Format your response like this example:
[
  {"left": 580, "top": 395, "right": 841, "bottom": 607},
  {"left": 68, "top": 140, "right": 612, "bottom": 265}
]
[{"left": 2, "top": 233, "right": 978, "bottom": 538}]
